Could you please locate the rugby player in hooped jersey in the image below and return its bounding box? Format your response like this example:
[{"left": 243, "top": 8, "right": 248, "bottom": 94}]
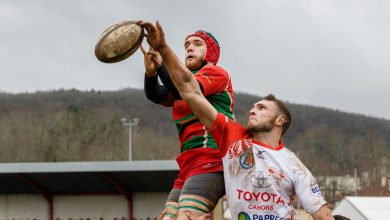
[
  {"left": 139, "top": 20, "right": 335, "bottom": 220},
  {"left": 140, "top": 23, "right": 235, "bottom": 219}
]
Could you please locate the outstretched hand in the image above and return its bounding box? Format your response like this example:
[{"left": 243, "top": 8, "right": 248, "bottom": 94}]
[
  {"left": 137, "top": 20, "right": 166, "bottom": 51},
  {"left": 140, "top": 44, "right": 162, "bottom": 77}
]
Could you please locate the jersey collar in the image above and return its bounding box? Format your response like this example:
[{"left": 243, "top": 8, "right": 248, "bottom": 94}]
[{"left": 251, "top": 139, "right": 284, "bottom": 151}]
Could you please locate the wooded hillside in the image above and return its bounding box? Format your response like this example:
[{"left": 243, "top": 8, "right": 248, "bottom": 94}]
[{"left": 0, "top": 89, "right": 389, "bottom": 177}]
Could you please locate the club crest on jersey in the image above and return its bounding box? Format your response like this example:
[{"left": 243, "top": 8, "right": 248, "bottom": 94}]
[
  {"left": 239, "top": 149, "right": 254, "bottom": 169},
  {"left": 251, "top": 171, "right": 271, "bottom": 188},
  {"left": 229, "top": 139, "right": 252, "bottom": 159}
]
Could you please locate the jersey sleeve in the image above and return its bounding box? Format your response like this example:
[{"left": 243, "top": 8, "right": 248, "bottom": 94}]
[
  {"left": 195, "top": 65, "right": 231, "bottom": 97},
  {"left": 144, "top": 73, "right": 174, "bottom": 107},
  {"left": 157, "top": 65, "right": 181, "bottom": 100},
  {"left": 293, "top": 159, "right": 327, "bottom": 214},
  {"left": 208, "top": 113, "right": 247, "bottom": 156}
]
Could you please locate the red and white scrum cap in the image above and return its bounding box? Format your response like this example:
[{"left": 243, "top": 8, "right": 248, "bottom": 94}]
[{"left": 185, "top": 30, "right": 220, "bottom": 65}]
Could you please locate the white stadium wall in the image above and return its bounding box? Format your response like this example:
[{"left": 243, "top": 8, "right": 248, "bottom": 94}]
[
  {"left": 133, "top": 192, "right": 169, "bottom": 219},
  {"left": 0, "top": 192, "right": 169, "bottom": 220},
  {"left": 0, "top": 194, "right": 47, "bottom": 219},
  {"left": 54, "top": 195, "right": 128, "bottom": 219}
]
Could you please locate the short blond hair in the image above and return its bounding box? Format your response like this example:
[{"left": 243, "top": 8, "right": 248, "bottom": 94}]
[{"left": 262, "top": 94, "right": 291, "bottom": 135}]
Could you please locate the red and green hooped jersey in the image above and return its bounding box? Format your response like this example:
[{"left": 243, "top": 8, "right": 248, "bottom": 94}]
[
  {"left": 162, "top": 65, "right": 235, "bottom": 152},
  {"left": 161, "top": 65, "right": 234, "bottom": 188}
]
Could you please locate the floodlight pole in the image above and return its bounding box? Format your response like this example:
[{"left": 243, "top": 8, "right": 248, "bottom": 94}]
[
  {"left": 354, "top": 168, "right": 358, "bottom": 196},
  {"left": 121, "top": 117, "right": 139, "bottom": 161}
]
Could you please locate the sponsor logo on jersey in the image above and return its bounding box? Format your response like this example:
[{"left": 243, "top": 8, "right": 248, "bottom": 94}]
[
  {"left": 236, "top": 189, "right": 291, "bottom": 205},
  {"left": 251, "top": 171, "right": 272, "bottom": 188},
  {"left": 255, "top": 149, "right": 267, "bottom": 160},
  {"left": 238, "top": 212, "right": 251, "bottom": 220},
  {"left": 239, "top": 150, "right": 254, "bottom": 169},
  {"left": 248, "top": 204, "right": 274, "bottom": 211},
  {"left": 268, "top": 167, "right": 286, "bottom": 181},
  {"left": 252, "top": 214, "right": 284, "bottom": 220},
  {"left": 238, "top": 212, "right": 285, "bottom": 220},
  {"left": 310, "top": 180, "right": 322, "bottom": 196}
]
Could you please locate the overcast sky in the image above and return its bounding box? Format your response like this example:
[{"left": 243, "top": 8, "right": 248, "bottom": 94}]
[{"left": 1, "top": 0, "right": 389, "bottom": 120}]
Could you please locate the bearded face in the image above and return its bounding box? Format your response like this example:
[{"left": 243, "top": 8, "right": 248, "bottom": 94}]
[{"left": 247, "top": 113, "right": 278, "bottom": 133}]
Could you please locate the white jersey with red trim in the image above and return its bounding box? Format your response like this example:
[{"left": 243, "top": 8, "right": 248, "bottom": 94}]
[{"left": 210, "top": 113, "right": 327, "bottom": 220}]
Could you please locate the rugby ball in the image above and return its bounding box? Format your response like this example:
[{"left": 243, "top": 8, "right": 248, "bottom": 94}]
[{"left": 95, "top": 21, "right": 144, "bottom": 63}]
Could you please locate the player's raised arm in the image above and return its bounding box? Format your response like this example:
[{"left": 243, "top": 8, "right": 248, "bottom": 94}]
[{"left": 138, "top": 20, "right": 217, "bottom": 128}]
